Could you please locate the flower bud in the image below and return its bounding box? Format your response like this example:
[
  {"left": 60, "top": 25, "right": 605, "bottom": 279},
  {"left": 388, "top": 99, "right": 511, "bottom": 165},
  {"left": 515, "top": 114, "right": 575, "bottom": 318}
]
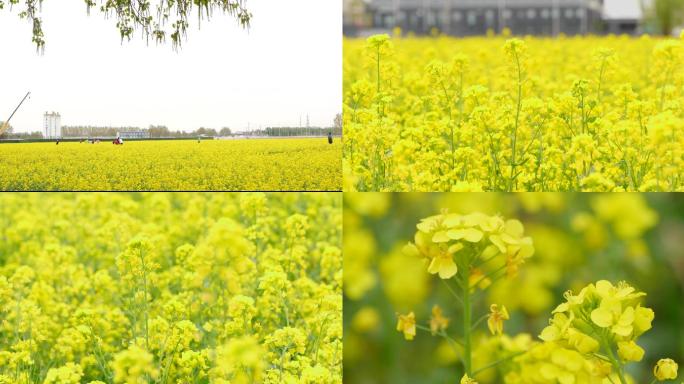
[{"left": 654, "top": 358, "right": 678, "bottom": 381}]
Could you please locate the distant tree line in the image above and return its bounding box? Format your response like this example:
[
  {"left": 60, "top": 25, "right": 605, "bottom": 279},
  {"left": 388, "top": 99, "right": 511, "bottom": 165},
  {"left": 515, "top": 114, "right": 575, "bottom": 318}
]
[
  {"left": 2, "top": 113, "right": 343, "bottom": 140},
  {"left": 61, "top": 125, "right": 233, "bottom": 138},
  {"left": 244, "top": 114, "right": 343, "bottom": 137},
  {"left": 247, "top": 126, "right": 342, "bottom": 137},
  {"left": 0, "top": 123, "right": 43, "bottom": 139}
]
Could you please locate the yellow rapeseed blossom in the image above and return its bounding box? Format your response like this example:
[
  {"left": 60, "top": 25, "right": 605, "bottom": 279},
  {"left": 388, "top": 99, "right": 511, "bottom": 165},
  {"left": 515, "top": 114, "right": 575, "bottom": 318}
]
[
  {"left": 396, "top": 312, "right": 417, "bottom": 341},
  {"left": 0, "top": 139, "right": 341, "bottom": 191},
  {"left": 538, "top": 280, "right": 658, "bottom": 383},
  {"left": 430, "top": 305, "right": 450, "bottom": 335},
  {"left": 404, "top": 211, "right": 533, "bottom": 281},
  {"left": 43, "top": 363, "right": 84, "bottom": 384},
  {"left": 487, "top": 304, "right": 510, "bottom": 336},
  {"left": 0, "top": 193, "right": 342, "bottom": 383},
  {"left": 654, "top": 358, "right": 678, "bottom": 381},
  {"left": 461, "top": 374, "right": 478, "bottom": 384},
  {"left": 344, "top": 34, "right": 684, "bottom": 191},
  {"left": 111, "top": 345, "right": 159, "bottom": 384}
]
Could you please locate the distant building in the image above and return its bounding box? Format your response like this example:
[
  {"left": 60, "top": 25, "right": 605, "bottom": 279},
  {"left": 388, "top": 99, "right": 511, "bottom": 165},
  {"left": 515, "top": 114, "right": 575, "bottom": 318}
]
[
  {"left": 344, "top": 0, "right": 374, "bottom": 36},
  {"left": 44, "top": 112, "right": 62, "bottom": 139},
  {"left": 345, "top": 0, "right": 641, "bottom": 36},
  {"left": 602, "top": 0, "right": 642, "bottom": 35},
  {"left": 118, "top": 130, "right": 149, "bottom": 139}
]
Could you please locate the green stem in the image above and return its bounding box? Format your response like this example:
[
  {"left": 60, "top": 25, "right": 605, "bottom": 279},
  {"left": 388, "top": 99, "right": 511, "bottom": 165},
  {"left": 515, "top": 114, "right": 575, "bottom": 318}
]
[
  {"left": 508, "top": 49, "right": 523, "bottom": 192},
  {"left": 462, "top": 267, "right": 472, "bottom": 376},
  {"left": 470, "top": 314, "right": 489, "bottom": 332},
  {"left": 139, "top": 248, "right": 150, "bottom": 352},
  {"left": 441, "top": 279, "right": 463, "bottom": 305},
  {"left": 415, "top": 324, "right": 463, "bottom": 348},
  {"left": 602, "top": 335, "right": 628, "bottom": 384},
  {"left": 472, "top": 350, "right": 528, "bottom": 376}
]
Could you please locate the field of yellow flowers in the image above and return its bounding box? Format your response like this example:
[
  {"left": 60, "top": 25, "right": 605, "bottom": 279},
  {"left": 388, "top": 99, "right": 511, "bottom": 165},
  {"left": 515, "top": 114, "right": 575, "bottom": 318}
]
[
  {"left": 343, "top": 33, "right": 684, "bottom": 191},
  {"left": 344, "top": 193, "right": 683, "bottom": 383},
  {"left": 0, "top": 192, "right": 342, "bottom": 384},
  {"left": 0, "top": 139, "right": 341, "bottom": 191}
]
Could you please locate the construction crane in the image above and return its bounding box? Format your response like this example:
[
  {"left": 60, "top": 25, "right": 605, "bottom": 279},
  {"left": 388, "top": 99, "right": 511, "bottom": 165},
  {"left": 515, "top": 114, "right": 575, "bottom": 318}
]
[{"left": 0, "top": 91, "right": 31, "bottom": 137}]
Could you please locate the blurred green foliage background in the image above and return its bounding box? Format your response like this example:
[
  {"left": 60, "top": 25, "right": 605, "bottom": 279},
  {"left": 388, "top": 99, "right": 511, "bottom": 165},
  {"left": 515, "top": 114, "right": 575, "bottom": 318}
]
[{"left": 343, "top": 193, "right": 684, "bottom": 384}]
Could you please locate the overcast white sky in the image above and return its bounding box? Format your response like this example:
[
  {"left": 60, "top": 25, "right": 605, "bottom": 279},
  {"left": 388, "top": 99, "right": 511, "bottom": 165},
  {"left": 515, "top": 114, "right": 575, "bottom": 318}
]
[{"left": 0, "top": 0, "right": 341, "bottom": 133}]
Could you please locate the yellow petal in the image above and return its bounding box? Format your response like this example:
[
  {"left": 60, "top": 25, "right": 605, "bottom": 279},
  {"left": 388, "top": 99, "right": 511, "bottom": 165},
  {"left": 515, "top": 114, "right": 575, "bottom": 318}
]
[
  {"left": 447, "top": 228, "right": 483, "bottom": 242},
  {"left": 403, "top": 242, "right": 420, "bottom": 257},
  {"left": 590, "top": 307, "right": 613, "bottom": 327},
  {"left": 438, "top": 259, "right": 458, "bottom": 279},
  {"left": 504, "top": 219, "right": 524, "bottom": 237},
  {"left": 539, "top": 325, "right": 559, "bottom": 341},
  {"left": 432, "top": 231, "right": 450, "bottom": 243},
  {"left": 489, "top": 235, "right": 506, "bottom": 253}
]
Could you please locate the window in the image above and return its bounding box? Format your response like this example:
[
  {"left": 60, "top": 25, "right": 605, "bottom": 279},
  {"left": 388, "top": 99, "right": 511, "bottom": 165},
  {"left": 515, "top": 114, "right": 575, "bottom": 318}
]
[
  {"left": 565, "top": 9, "right": 574, "bottom": 19},
  {"left": 485, "top": 10, "right": 495, "bottom": 24},
  {"left": 527, "top": 9, "right": 537, "bottom": 19},
  {"left": 541, "top": 9, "right": 550, "bottom": 19},
  {"left": 440, "top": 11, "right": 449, "bottom": 25},
  {"left": 503, "top": 10, "right": 512, "bottom": 19},
  {"left": 427, "top": 10, "right": 436, "bottom": 27},
  {"left": 453, "top": 11, "right": 462, "bottom": 22},
  {"left": 467, "top": 11, "right": 477, "bottom": 26},
  {"left": 384, "top": 14, "right": 394, "bottom": 28}
]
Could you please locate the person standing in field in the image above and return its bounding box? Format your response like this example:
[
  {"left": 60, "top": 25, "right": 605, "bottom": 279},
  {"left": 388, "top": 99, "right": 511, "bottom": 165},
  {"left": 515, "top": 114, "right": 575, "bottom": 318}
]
[{"left": 328, "top": 131, "right": 333, "bottom": 144}]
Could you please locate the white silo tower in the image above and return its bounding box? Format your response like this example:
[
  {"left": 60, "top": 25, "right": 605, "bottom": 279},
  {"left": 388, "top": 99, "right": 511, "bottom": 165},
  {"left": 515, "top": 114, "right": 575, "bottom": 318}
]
[{"left": 44, "top": 112, "right": 62, "bottom": 139}]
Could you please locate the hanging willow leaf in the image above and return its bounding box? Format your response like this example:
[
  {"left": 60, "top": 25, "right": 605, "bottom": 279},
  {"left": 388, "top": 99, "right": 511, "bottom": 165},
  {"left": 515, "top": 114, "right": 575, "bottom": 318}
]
[{"left": 1, "top": 0, "right": 251, "bottom": 52}]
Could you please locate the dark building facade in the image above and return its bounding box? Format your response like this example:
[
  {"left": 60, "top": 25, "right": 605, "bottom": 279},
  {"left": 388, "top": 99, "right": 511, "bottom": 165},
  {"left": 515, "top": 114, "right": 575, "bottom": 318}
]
[{"left": 346, "top": 0, "right": 608, "bottom": 36}]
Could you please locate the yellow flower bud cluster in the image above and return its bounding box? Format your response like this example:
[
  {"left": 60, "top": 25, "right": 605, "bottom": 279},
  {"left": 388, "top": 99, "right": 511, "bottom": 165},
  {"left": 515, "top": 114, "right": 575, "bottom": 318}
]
[
  {"left": 404, "top": 211, "right": 533, "bottom": 280},
  {"left": 0, "top": 139, "right": 342, "bottom": 191},
  {"left": 344, "top": 34, "right": 684, "bottom": 191},
  {"left": 0, "top": 193, "right": 342, "bottom": 383},
  {"left": 540, "top": 280, "right": 652, "bottom": 361}
]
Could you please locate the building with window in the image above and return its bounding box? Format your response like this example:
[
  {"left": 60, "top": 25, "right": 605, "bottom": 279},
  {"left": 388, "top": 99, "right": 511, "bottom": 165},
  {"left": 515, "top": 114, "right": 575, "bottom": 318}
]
[
  {"left": 44, "top": 112, "right": 61, "bottom": 139},
  {"left": 602, "top": 0, "right": 642, "bottom": 35},
  {"left": 345, "top": 0, "right": 640, "bottom": 37},
  {"left": 118, "top": 130, "right": 150, "bottom": 139}
]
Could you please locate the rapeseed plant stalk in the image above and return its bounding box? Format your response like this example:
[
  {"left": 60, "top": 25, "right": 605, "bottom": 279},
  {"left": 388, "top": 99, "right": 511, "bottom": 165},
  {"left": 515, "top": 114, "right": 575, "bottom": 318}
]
[
  {"left": 503, "top": 39, "right": 528, "bottom": 192},
  {"left": 396, "top": 210, "right": 681, "bottom": 383},
  {"left": 0, "top": 139, "right": 342, "bottom": 191},
  {"left": 400, "top": 210, "right": 534, "bottom": 379},
  {"left": 0, "top": 193, "right": 342, "bottom": 383},
  {"left": 344, "top": 34, "right": 684, "bottom": 191}
]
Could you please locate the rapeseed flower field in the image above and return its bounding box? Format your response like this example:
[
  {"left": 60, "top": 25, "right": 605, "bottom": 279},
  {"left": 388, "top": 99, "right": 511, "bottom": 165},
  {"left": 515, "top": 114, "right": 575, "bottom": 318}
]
[
  {"left": 344, "top": 193, "right": 684, "bottom": 383},
  {"left": 0, "top": 139, "right": 341, "bottom": 191},
  {"left": 343, "top": 33, "right": 684, "bottom": 191},
  {"left": 0, "top": 192, "right": 342, "bottom": 383}
]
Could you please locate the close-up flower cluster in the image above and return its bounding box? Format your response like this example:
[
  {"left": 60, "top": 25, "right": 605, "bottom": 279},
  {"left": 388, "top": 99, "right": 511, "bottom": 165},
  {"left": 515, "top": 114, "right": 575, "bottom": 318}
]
[
  {"left": 343, "top": 193, "right": 684, "bottom": 383},
  {"left": 343, "top": 33, "right": 684, "bottom": 191},
  {"left": 0, "top": 192, "right": 342, "bottom": 383},
  {"left": 0, "top": 139, "right": 341, "bottom": 191}
]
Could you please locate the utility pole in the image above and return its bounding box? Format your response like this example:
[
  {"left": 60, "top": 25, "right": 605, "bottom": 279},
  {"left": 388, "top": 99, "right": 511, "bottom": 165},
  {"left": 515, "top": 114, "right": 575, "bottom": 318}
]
[
  {"left": 580, "top": 0, "right": 588, "bottom": 35},
  {"left": 498, "top": 0, "right": 505, "bottom": 34},
  {"left": 443, "top": 0, "right": 451, "bottom": 35},
  {"left": 553, "top": 0, "right": 560, "bottom": 37}
]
